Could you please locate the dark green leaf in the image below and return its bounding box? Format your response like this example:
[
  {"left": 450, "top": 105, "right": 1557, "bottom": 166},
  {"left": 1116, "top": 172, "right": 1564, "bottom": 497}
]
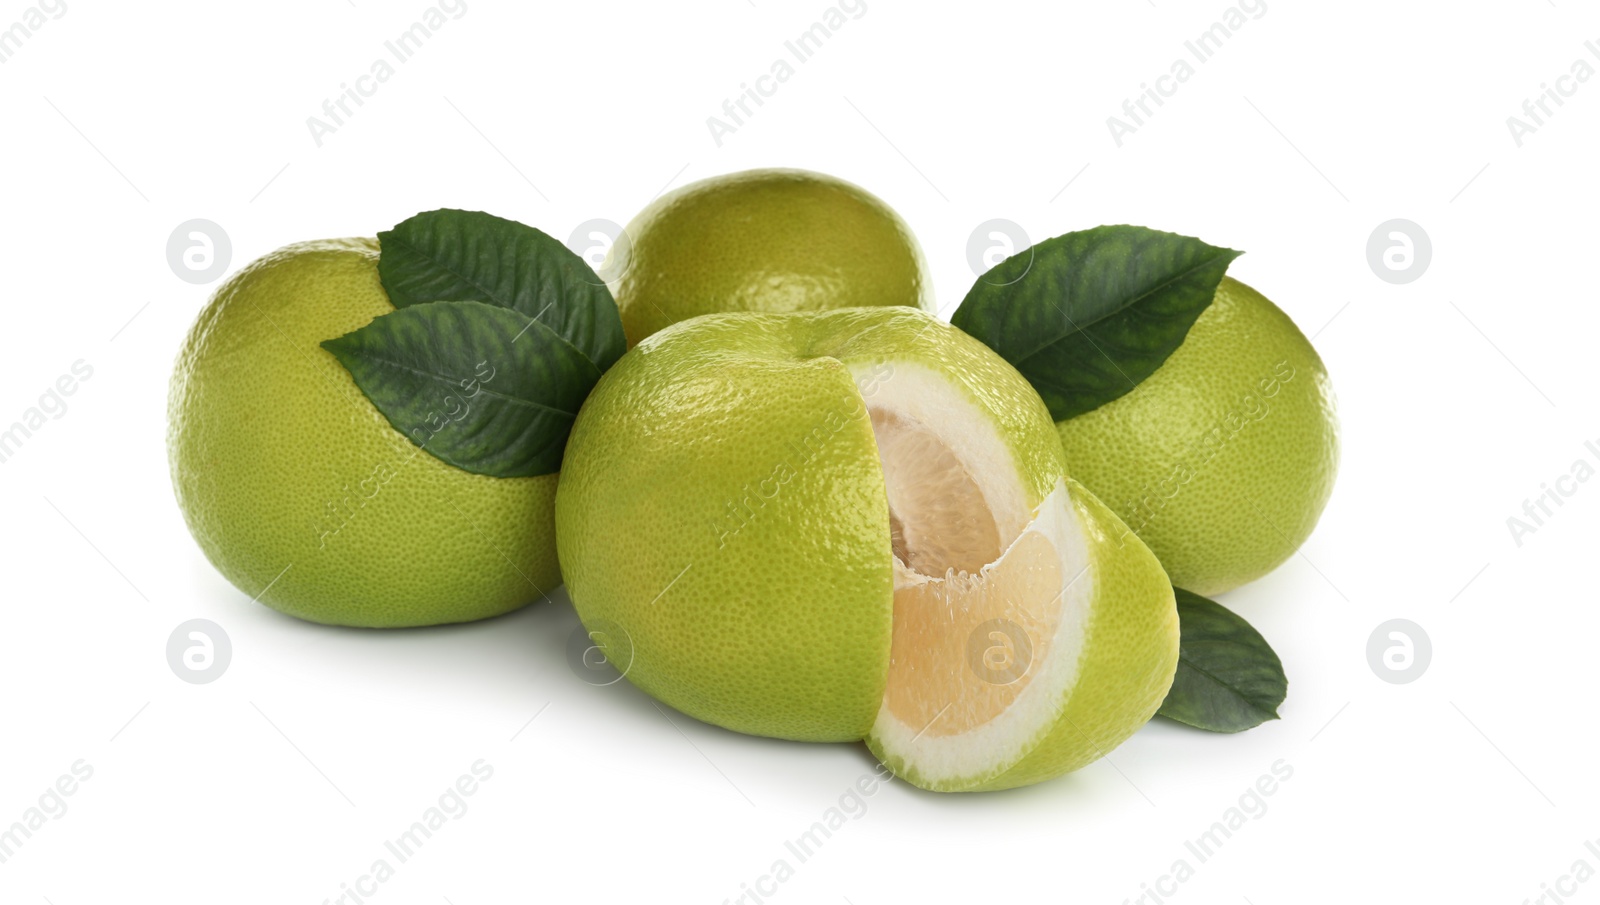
[
  {"left": 951, "top": 225, "right": 1242, "bottom": 421},
  {"left": 1158, "top": 588, "right": 1287, "bottom": 733},
  {"left": 322, "top": 300, "right": 601, "bottom": 478},
  {"left": 378, "top": 209, "right": 625, "bottom": 373}
]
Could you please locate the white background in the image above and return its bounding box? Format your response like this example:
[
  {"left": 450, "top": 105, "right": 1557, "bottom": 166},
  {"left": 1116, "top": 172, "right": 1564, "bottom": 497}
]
[{"left": 2, "top": 1, "right": 1597, "bottom": 903}]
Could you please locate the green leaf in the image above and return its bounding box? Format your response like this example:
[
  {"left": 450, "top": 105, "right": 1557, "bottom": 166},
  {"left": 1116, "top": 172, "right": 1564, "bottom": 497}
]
[
  {"left": 951, "top": 225, "right": 1242, "bottom": 421},
  {"left": 1158, "top": 588, "right": 1287, "bottom": 733},
  {"left": 377, "top": 209, "right": 625, "bottom": 373},
  {"left": 321, "top": 300, "right": 601, "bottom": 478}
]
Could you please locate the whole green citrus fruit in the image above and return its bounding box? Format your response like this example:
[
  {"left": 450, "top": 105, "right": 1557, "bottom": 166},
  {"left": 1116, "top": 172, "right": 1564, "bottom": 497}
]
[
  {"left": 168, "top": 239, "right": 559, "bottom": 627},
  {"left": 1055, "top": 277, "right": 1339, "bottom": 596},
  {"left": 604, "top": 168, "right": 935, "bottom": 345}
]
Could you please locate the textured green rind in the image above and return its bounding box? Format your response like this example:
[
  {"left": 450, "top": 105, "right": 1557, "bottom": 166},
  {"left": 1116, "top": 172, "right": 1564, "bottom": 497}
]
[
  {"left": 1056, "top": 278, "right": 1339, "bottom": 595},
  {"left": 556, "top": 311, "right": 891, "bottom": 742},
  {"left": 607, "top": 169, "right": 936, "bottom": 346},
  {"left": 168, "top": 240, "right": 560, "bottom": 628},
  {"left": 864, "top": 479, "right": 1179, "bottom": 793}
]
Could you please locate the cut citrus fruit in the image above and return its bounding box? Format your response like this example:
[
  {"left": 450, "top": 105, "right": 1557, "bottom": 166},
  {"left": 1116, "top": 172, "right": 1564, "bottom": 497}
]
[{"left": 556, "top": 307, "right": 1178, "bottom": 789}]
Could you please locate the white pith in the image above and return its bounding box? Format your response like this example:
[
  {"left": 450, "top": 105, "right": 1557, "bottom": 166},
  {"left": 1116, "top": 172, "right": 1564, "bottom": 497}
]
[{"left": 853, "top": 361, "right": 1096, "bottom": 786}]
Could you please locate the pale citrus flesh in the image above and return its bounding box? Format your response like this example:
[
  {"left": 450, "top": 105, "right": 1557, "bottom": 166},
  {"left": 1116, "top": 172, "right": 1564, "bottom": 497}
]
[
  {"left": 168, "top": 239, "right": 560, "bottom": 627},
  {"left": 882, "top": 524, "right": 1064, "bottom": 740},
  {"left": 1056, "top": 277, "right": 1339, "bottom": 596},
  {"left": 872, "top": 409, "right": 1004, "bottom": 576},
  {"left": 604, "top": 168, "right": 935, "bottom": 346}
]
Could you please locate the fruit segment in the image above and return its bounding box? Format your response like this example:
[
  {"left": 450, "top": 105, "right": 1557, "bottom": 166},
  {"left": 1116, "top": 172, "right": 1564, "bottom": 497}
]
[
  {"left": 870, "top": 480, "right": 1178, "bottom": 792},
  {"left": 861, "top": 359, "right": 1178, "bottom": 792}
]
